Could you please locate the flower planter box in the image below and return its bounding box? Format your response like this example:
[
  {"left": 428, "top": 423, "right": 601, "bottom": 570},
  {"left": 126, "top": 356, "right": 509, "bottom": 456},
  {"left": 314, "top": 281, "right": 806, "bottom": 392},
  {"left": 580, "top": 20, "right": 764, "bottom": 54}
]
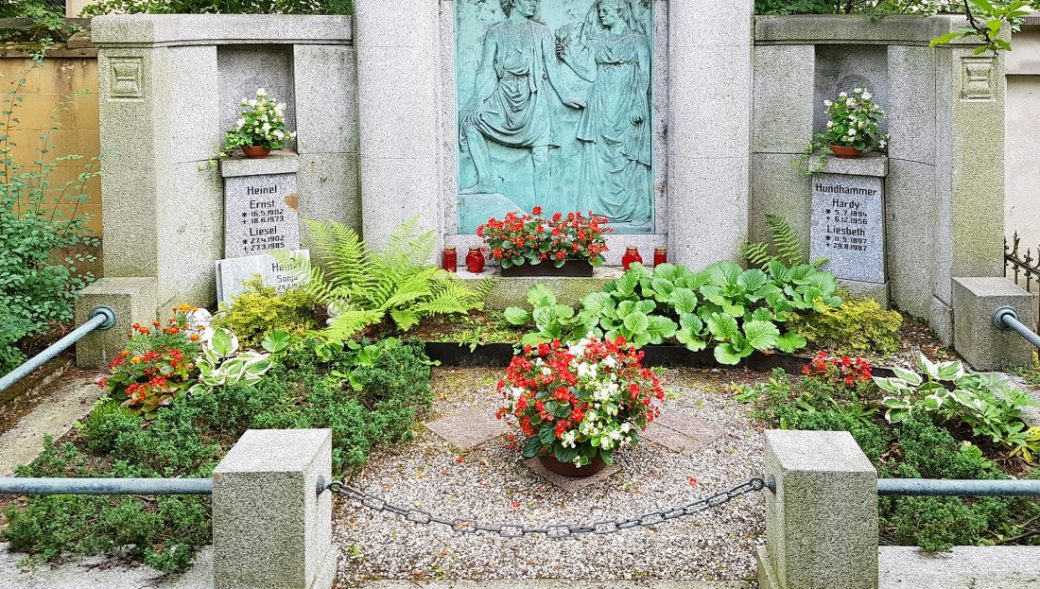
[
  {"left": 500, "top": 259, "right": 594, "bottom": 278},
  {"left": 422, "top": 341, "right": 899, "bottom": 378}
]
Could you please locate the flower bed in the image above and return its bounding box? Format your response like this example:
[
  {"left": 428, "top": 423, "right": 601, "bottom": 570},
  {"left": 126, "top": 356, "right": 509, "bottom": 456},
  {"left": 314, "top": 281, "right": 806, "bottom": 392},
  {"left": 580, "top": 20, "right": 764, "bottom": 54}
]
[
  {"left": 0, "top": 308, "right": 436, "bottom": 573},
  {"left": 478, "top": 208, "right": 609, "bottom": 273},
  {"left": 734, "top": 352, "right": 1040, "bottom": 551}
]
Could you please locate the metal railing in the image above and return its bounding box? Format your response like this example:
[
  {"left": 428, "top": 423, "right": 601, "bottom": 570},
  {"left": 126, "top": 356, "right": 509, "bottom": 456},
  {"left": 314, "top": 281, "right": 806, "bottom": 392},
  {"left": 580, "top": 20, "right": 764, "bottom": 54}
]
[
  {"left": 1005, "top": 232, "right": 1040, "bottom": 340},
  {"left": 993, "top": 306, "right": 1040, "bottom": 349},
  {"left": 766, "top": 476, "right": 1040, "bottom": 497},
  {"left": 0, "top": 306, "right": 116, "bottom": 393},
  {"left": 0, "top": 477, "right": 213, "bottom": 495}
]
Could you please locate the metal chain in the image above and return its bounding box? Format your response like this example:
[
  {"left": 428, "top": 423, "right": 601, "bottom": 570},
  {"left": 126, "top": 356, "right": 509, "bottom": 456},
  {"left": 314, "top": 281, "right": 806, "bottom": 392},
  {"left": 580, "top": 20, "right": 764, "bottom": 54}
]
[{"left": 328, "top": 477, "right": 765, "bottom": 538}]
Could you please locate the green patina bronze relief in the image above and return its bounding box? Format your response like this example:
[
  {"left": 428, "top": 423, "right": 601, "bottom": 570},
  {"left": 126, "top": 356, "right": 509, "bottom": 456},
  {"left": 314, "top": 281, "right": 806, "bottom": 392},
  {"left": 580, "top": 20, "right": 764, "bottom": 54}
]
[{"left": 456, "top": 0, "right": 654, "bottom": 234}]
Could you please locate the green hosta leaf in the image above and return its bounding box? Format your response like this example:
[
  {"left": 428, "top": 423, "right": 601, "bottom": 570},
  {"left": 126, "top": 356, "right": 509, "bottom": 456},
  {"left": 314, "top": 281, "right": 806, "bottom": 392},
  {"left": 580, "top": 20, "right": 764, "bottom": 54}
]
[
  {"left": 936, "top": 361, "right": 966, "bottom": 381},
  {"left": 677, "top": 315, "right": 707, "bottom": 351},
  {"left": 261, "top": 330, "right": 291, "bottom": 354},
  {"left": 714, "top": 343, "right": 745, "bottom": 365},
  {"left": 623, "top": 311, "right": 650, "bottom": 335},
  {"left": 706, "top": 313, "right": 739, "bottom": 341},
  {"left": 775, "top": 331, "right": 807, "bottom": 353},
  {"left": 527, "top": 284, "right": 556, "bottom": 307},
  {"left": 737, "top": 268, "right": 768, "bottom": 293},
  {"left": 651, "top": 278, "right": 675, "bottom": 297},
  {"left": 743, "top": 320, "right": 780, "bottom": 351},
  {"left": 670, "top": 288, "right": 698, "bottom": 314},
  {"left": 581, "top": 292, "right": 614, "bottom": 316},
  {"left": 504, "top": 306, "right": 531, "bottom": 326},
  {"left": 645, "top": 315, "right": 678, "bottom": 344},
  {"left": 211, "top": 328, "right": 235, "bottom": 357},
  {"left": 706, "top": 261, "right": 742, "bottom": 286},
  {"left": 750, "top": 307, "right": 773, "bottom": 323},
  {"left": 613, "top": 270, "right": 641, "bottom": 299},
  {"left": 891, "top": 367, "right": 924, "bottom": 387},
  {"left": 635, "top": 299, "right": 656, "bottom": 315}
]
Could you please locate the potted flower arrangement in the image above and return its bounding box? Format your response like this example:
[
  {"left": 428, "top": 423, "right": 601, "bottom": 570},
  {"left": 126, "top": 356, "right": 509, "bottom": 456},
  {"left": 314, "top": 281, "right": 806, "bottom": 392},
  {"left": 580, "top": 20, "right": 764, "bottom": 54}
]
[
  {"left": 220, "top": 88, "right": 296, "bottom": 159},
  {"left": 495, "top": 336, "right": 665, "bottom": 477},
  {"left": 803, "top": 88, "right": 888, "bottom": 169},
  {"left": 477, "top": 207, "right": 610, "bottom": 277}
]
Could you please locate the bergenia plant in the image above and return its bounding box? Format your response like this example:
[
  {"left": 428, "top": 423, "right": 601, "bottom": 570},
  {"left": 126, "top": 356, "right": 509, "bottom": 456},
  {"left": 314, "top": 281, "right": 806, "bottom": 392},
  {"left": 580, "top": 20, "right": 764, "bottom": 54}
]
[
  {"left": 219, "top": 88, "right": 296, "bottom": 157},
  {"left": 478, "top": 207, "right": 611, "bottom": 270},
  {"left": 495, "top": 336, "right": 665, "bottom": 468}
]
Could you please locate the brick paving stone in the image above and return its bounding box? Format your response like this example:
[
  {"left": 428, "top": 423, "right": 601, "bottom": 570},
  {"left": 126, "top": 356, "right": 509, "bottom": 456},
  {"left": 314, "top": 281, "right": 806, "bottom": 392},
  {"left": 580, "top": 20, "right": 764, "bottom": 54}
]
[{"left": 425, "top": 408, "right": 510, "bottom": 450}]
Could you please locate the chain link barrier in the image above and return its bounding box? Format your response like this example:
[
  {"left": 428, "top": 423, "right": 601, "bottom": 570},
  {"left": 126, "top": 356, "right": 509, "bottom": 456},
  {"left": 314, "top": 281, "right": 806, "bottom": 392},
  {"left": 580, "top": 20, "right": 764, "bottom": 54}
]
[{"left": 328, "top": 477, "right": 765, "bottom": 538}]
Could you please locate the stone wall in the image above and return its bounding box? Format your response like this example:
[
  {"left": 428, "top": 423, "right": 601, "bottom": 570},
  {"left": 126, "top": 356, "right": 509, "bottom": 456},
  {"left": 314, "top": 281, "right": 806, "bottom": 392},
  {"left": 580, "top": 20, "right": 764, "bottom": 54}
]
[
  {"left": 91, "top": 15, "right": 358, "bottom": 314},
  {"left": 751, "top": 15, "right": 1008, "bottom": 344}
]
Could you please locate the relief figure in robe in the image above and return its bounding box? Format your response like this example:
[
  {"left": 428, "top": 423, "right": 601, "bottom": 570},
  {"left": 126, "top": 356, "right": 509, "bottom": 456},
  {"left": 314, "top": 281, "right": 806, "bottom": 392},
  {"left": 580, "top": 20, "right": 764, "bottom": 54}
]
[
  {"left": 460, "top": 0, "right": 585, "bottom": 209},
  {"left": 558, "top": 0, "right": 652, "bottom": 226}
]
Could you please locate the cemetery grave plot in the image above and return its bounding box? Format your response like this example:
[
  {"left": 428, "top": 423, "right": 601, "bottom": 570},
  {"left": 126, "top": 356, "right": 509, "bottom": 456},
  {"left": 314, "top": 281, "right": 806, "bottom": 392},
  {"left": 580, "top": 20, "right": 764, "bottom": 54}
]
[{"left": 334, "top": 367, "right": 766, "bottom": 584}]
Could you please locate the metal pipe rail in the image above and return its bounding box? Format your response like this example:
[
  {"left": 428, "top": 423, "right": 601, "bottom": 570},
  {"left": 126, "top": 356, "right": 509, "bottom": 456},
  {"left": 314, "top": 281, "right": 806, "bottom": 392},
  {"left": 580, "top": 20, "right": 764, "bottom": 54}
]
[
  {"left": 993, "top": 306, "right": 1040, "bottom": 349},
  {"left": 877, "top": 478, "right": 1040, "bottom": 497},
  {"left": 0, "top": 306, "right": 116, "bottom": 393},
  {"left": 0, "top": 477, "right": 213, "bottom": 495}
]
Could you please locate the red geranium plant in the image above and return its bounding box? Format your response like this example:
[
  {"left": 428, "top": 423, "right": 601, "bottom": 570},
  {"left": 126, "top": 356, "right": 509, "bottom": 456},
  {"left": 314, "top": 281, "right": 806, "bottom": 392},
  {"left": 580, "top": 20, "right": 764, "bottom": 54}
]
[
  {"left": 802, "top": 351, "right": 873, "bottom": 390},
  {"left": 477, "top": 207, "right": 610, "bottom": 270},
  {"left": 99, "top": 309, "right": 204, "bottom": 417},
  {"left": 495, "top": 335, "right": 665, "bottom": 468}
]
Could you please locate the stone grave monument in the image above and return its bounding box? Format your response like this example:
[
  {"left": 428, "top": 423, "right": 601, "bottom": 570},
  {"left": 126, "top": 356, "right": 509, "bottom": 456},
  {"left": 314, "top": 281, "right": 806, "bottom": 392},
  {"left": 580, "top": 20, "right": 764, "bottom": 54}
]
[
  {"left": 808, "top": 154, "right": 889, "bottom": 305},
  {"left": 215, "top": 152, "right": 309, "bottom": 305}
]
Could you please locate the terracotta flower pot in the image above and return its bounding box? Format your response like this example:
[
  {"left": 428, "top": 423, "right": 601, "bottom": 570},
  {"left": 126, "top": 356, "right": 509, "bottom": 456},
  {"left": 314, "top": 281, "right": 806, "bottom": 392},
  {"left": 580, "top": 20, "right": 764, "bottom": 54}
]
[
  {"left": 829, "top": 145, "right": 862, "bottom": 159},
  {"left": 538, "top": 454, "right": 608, "bottom": 478},
  {"left": 241, "top": 145, "right": 272, "bottom": 159}
]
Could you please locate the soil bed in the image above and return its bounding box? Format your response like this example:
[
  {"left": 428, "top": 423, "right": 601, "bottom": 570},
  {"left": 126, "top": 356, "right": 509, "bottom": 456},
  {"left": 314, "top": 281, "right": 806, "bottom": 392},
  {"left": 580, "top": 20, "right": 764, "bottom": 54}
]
[{"left": 333, "top": 367, "right": 766, "bottom": 584}]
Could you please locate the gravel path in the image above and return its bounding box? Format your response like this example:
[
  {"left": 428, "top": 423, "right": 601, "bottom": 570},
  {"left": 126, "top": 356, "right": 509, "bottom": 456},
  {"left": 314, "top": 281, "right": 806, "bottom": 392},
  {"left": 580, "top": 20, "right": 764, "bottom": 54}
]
[{"left": 333, "top": 368, "right": 766, "bottom": 586}]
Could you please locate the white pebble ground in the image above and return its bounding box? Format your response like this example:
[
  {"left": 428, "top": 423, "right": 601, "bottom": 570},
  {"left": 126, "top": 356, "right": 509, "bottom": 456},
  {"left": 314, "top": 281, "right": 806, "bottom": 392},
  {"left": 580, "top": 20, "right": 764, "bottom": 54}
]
[{"left": 333, "top": 368, "right": 766, "bottom": 585}]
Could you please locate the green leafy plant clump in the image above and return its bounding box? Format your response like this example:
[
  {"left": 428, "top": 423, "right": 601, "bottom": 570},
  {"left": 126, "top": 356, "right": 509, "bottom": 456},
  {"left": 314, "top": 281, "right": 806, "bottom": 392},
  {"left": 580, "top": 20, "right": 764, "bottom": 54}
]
[
  {"left": 2, "top": 337, "right": 434, "bottom": 572},
  {"left": 0, "top": 61, "right": 99, "bottom": 373},
  {"left": 789, "top": 296, "right": 903, "bottom": 355},
  {"left": 506, "top": 260, "right": 842, "bottom": 365},
  {"left": 211, "top": 278, "right": 322, "bottom": 348}
]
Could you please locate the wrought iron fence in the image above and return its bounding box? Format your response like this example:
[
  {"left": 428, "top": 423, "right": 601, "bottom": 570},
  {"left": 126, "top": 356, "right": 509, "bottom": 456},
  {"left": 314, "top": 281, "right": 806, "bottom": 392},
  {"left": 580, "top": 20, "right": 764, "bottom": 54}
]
[{"left": 1004, "top": 232, "right": 1040, "bottom": 342}]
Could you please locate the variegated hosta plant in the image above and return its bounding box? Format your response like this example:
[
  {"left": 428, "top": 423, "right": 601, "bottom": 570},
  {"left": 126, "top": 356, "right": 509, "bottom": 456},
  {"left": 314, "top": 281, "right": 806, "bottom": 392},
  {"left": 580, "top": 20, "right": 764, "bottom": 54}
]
[
  {"left": 189, "top": 328, "right": 288, "bottom": 394},
  {"left": 875, "top": 353, "right": 1040, "bottom": 462}
]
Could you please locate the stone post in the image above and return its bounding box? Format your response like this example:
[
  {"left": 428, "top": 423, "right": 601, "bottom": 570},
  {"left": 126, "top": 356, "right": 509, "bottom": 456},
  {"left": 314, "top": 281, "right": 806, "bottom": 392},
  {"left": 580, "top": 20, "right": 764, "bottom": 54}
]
[
  {"left": 952, "top": 277, "right": 1036, "bottom": 370},
  {"left": 932, "top": 24, "right": 1007, "bottom": 343},
  {"left": 667, "top": 0, "right": 753, "bottom": 268},
  {"left": 213, "top": 429, "right": 337, "bottom": 589},
  {"left": 353, "top": 0, "right": 443, "bottom": 253},
  {"left": 757, "top": 430, "right": 879, "bottom": 589},
  {"left": 74, "top": 277, "right": 158, "bottom": 369}
]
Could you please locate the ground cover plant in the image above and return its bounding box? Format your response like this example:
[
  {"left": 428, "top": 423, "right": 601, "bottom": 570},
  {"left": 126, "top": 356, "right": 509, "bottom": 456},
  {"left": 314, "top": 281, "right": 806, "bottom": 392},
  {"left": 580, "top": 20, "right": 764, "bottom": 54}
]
[
  {"left": 504, "top": 260, "right": 843, "bottom": 364},
  {"left": 733, "top": 352, "right": 1040, "bottom": 550},
  {"left": 1, "top": 308, "right": 435, "bottom": 572},
  {"left": 0, "top": 60, "right": 99, "bottom": 373}
]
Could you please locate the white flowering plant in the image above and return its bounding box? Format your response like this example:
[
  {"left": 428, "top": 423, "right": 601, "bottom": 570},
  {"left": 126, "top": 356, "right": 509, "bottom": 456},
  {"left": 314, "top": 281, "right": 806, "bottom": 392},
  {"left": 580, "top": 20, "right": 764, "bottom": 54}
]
[
  {"left": 812, "top": 88, "right": 888, "bottom": 153},
  {"left": 495, "top": 336, "right": 666, "bottom": 467},
  {"left": 219, "top": 88, "right": 295, "bottom": 157}
]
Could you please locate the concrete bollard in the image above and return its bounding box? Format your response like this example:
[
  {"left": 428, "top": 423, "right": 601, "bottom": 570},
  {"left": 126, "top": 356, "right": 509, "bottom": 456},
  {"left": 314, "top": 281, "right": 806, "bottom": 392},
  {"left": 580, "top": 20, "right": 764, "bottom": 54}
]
[
  {"left": 213, "top": 429, "right": 338, "bottom": 589},
  {"left": 757, "top": 430, "right": 879, "bottom": 589}
]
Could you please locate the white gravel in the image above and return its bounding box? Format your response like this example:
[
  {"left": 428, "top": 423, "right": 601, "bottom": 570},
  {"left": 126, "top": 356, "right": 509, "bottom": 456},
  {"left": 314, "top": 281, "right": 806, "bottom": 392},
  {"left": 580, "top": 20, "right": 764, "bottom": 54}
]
[{"left": 333, "top": 368, "right": 766, "bottom": 585}]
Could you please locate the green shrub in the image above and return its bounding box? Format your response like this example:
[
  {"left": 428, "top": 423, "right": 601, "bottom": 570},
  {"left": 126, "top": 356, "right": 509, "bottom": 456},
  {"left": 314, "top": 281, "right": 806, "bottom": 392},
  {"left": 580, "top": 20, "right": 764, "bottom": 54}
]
[
  {"left": 790, "top": 296, "right": 903, "bottom": 355},
  {"left": 80, "top": 400, "right": 140, "bottom": 454},
  {"left": 212, "top": 280, "right": 321, "bottom": 349},
  {"left": 0, "top": 61, "right": 99, "bottom": 373}
]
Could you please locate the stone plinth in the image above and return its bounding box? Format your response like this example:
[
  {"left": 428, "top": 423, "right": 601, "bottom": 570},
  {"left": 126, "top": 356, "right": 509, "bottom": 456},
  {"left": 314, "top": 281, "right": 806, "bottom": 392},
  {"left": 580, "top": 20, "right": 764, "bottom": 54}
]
[
  {"left": 457, "top": 267, "right": 623, "bottom": 310},
  {"left": 213, "top": 429, "right": 337, "bottom": 589},
  {"left": 74, "top": 278, "right": 158, "bottom": 369},
  {"left": 952, "top": 277, "right": 1036, "bottom": 370},
  {"left": 758, "top": 429, "right": 878, "bottom": 589}
]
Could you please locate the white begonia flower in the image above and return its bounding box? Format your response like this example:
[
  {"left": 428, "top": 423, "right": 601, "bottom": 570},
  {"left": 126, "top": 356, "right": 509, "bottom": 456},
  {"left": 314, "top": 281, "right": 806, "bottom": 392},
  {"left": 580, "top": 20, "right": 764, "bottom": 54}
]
[
  {"left": 848, "top": 129, "right": 857, "bottom": 136},
  {"left": 847, "top": 99, "right": 857, "bottom": 108},
  {"left": 824, "top": 100, "right": 833, "bottom": 107},
  {"left": 853, "top": 87, "right": 863, "bottom": 93},
  {"left": 248, "top": 99, "right": 258, "bottom": 107},
  {"left": 257, "top": 88, "right": 267, "bottom": 96},
  {"left": 600, "top": 437, "right": 613, "bottom": 450},
  {"left": 541, "top": 367, "right": 552, "bottom": 377},
  {"left": 609, "top": 429, "right": 623, "bottom": 441},
  {"left": 827, "top": 121, "right": 833, "bottom": 128},
  {"left": 236, "top": 118, "right": 245, "bottom": 128},
  {"left": 839, "top": 91, "right": 848, "bottom": 98},
  {"left": 862, "top": 91, "right": 872, "bottom": 100}
]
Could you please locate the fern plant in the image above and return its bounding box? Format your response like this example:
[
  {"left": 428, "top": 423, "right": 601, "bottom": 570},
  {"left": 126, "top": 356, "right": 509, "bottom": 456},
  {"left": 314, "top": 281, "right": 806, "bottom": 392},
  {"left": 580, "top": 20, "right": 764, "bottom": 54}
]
[
  {"left": 743, "top": 214, "right": 824, "bottom": 269},
  {"left": 279, "top": 219, "right": 494, "bottom": 343}
]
